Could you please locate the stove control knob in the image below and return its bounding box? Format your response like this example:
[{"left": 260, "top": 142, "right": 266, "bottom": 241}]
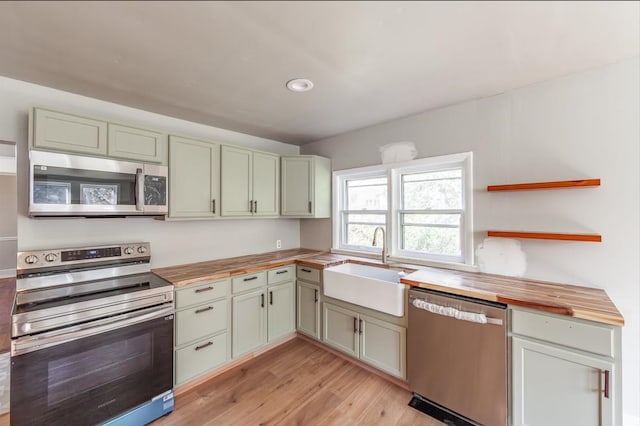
[
  {"left": 22, "top": 323, "right": 31, "bottom": 333},
  {"left": 137, "top": 246, "right": 147, "bottom": 254},
  {"left": 44, "top": 253, "right": 57, "bottom": 263},
  {"left": 123, "top": 247, "right": 134, "bottom": 255},
  {"left": 24, "top": 255, "right": 38, "bottom": 265}
]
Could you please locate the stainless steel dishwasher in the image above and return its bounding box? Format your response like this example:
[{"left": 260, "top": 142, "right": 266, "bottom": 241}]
[{"left": 408, "top": 288, "right": 507, "bottom": 426}]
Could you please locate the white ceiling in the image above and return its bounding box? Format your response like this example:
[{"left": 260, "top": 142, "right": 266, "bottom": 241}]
[{"left": 0, "top": 1, "right": 638, "bottom": 145}]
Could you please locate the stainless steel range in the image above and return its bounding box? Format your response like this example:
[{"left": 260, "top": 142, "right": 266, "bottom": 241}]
[{"left": 10, "top": 242, "right": 175, "bottom": 426}]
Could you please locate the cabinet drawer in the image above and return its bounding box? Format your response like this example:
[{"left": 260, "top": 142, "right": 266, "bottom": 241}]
[
  {"left": 268, "top": 266, "right": 294, "bottom": 284},
  {"left": 175, "top": 299, "right": 228, "bottom": 347},
  {"left": 296, "top": 265, "right": 320, "bottom": 284},
  {"left": 511, "top": 308, "right": 614, "bottom": 357},
  {"left": 232, "top": 271, "right": 266, "bottom": 294},
  {"left": 175, "top": 279, "right": 229, "bottom": 309},
  {"left": 175, "top": 332, "right": 227, "bottom": 385}
]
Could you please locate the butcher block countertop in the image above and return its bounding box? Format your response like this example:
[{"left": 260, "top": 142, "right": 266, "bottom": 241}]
[
  {"left": 402, "top": 268, "right": 624, "bottom": 326},
  {"left": 152, "top": 249, "right": 623, "bottom": 326}
]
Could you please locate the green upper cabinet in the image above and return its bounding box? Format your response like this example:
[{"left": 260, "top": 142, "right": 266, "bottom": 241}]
[
  {"left": 107, "top": 123, "right": 167, "bottom": 164},
  {"left": 281, "top": 155, "right": 331, "bottom": 218},
  {"left": 33, "top": 108, "right": 108, "bottom": 156},
  {"left": 169, "top": 135, "right": 220, "bottom": 218},
  {"left": 31, "top": 107, "right": 168, "bottom": 164},
  {"left": 221, "top": 145, "right": 279, "bottom": 217},
  {"left": 253, "top": 152, "right": 280, "bottom": 216}
]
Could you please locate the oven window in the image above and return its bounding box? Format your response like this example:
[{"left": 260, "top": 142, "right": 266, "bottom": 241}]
[{"left": 47, "top": 333, "right": 152, "bottom": 406}]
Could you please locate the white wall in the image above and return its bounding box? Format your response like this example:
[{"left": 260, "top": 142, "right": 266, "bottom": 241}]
[
  {"left": 0, "top": 76, "right": 301, "bottom": 268},
  {"left": 301, "top": 57, "right": 640, "bottom": 424}
]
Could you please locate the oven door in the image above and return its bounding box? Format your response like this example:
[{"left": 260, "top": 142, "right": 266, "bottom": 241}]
[{"left": 10, "top": 306, "right": 174, "bottom": 426}]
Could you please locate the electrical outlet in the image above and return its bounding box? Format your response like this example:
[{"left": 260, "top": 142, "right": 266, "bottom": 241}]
[{"left": 276, "top": 240, "right": 282, "bottom": 249}]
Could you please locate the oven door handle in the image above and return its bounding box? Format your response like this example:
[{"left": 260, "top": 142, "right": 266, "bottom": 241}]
[{"left": 11, "top": 304, "right": 174, "bottom": 356}]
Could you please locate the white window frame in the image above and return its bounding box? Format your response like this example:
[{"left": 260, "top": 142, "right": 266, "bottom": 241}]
[{"left": 332, "top": 152, "right": 473, "bottom": 267}]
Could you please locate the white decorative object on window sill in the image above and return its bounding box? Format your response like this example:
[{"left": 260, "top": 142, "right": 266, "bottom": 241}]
[{"left": 379, "top": 141, "right": 417, "bottom": 164}]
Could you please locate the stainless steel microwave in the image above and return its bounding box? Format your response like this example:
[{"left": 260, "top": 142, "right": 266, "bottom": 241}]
[{"left": 29, "top": 150, "right": 168, "bottom": 217}]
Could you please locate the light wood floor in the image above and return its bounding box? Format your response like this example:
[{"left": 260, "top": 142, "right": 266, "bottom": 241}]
[
  {"left": 0, "top": 338, "right": 441, "bottom": 425},
  {"left": 153, "top": 338, "right": 440, "bottom": 425}
]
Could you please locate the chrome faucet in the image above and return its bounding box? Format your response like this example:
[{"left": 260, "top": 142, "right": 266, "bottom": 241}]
[{"left": 371, "top": 226, "right": 387, "bottom": 264}]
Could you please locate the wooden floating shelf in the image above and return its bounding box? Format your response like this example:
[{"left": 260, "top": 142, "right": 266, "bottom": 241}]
[
  {"left": 487, "top": 231, "right": 602, "bottom": 242},
  {"left": 487, "top": 179, "right": 600, "bottom": 192}
]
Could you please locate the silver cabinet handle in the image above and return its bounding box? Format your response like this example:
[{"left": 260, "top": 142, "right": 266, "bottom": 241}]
[
  {"left": 603, "top": 370, "right": 610, "bottom": 399},
  {"left": 276, "top": 270, "right": 288, "bottom": 275},
  {"left": 243, "top": 276, "right": 258, "bottom": 282},
  {"left": 314, "top": 289, "right": 318, "bottom": 303},
  {"left": 301, "top": 268, "right": 312, "bottom": 273},
  {"left": 261, "top": 293, "right": 265, "bottom": 308},
  {"left": 254, "top": 200, "right": 258, "bottom": 213},
  {"left": 269, "top": 291, "right": 273, "bottom": 305},
  {"left": 249, "top": 200, "right": 253, "bottom": 213},
  {"left": 353, "top": 317, "right": 358, "bottom": 333},
  {"left": 195, "top": 341, "right": 213, "bottom": 351},
  {"left": 359, "top": 319, "right": 363, "bottom": 335},
  {"left": 195, "top": 286, "right": 214, "bottom": 293},
  {"left": 195, "top": 306, "right": 213, "bottom": 314}
]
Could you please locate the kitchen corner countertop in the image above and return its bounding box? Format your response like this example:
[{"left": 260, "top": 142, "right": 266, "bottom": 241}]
[
  {"left": 401, "top": 268, "right": 624, "bottom": 326},
  {"left": 153, "top": 249, "right": 623, "bottom": 327}
]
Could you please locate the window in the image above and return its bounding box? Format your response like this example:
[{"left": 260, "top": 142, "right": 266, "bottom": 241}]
[{"left": 333, "top": 152, "right": 473, "bottom": 265}]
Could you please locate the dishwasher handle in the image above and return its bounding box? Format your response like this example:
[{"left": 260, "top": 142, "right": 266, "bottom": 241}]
[{"left": 410, "top": 296, "right": 504, "bottom": 326}]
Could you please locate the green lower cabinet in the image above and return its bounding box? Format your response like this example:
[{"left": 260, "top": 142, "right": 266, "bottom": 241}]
[
  {"left": 232, "top": 289, "right": 267, "bottom": 358},
  {"left": 175, "top": 332, "right": 228, "bottom": 385},
  {"left": 359, "top": 314, "right": 406, "bottom": 378},
  {"left": 296, "top": 281, "right": 321, "bottom": 340},
  {"left": 267, "top": 282, "right": 295, "bottom": 342},
  {"left": 512, "top": 336, "right": 614, "bottom": 426},
  {"left": 323, "top": 303, "right": 359, "bottom": 357},
  {"left": 323, "top": 302, "right": 406, "bottom": 379}
]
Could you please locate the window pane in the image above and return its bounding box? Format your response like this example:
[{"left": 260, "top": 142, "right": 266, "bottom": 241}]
[
  {"left": 402, "top": 225, "right": 460, "bottom": 256},
  {"left": 346, "top": 177, "right": 387, "bottom": 210},
  {"left": 346, "top": 213, "right": 386, "bottom": 224},
  {"left": 402, "top": 170, "right": 461, "bottom": 210},
  {"left": 403, "top": 213, "right": 460, "bottom": 226},
  {"left": 346, "top": 224, "right": 384, "bottom": 248}
]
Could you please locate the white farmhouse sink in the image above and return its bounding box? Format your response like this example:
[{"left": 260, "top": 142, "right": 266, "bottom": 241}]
[{"left": 323, "top": 263, "right": 407, "bottom": 317}]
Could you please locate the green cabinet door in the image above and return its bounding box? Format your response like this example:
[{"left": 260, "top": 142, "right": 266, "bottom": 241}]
[
  {"left": 281, "top": 156, "right": 312, "bottom": 216},
  {"left": 232, "top": 289, "right": 266, "bottom": 358},
  {"left": 267, "top": 282, "right": 294, "bottom": 342},
  {"left": 252, "top": 151, "right": 279, "bottom": 216},
  {"left": 107, "top": 123, "right": 167, "bottom": 164},
  {"left": 169, "top": 136, "right": 220, "bottom": 218},
  {"left": 297, "top": 281, "right": 320, "bottom": 339},
  {"left": 359, "top": 314, "right": 406, "bottom": 379},
  {"left": 512, "top": 337, "right": 614, "bottom": 426},
  {"left": 323, "top": 303, "right": 358, "bottom": 358},
  {"left": 33, "top": 108, "right": 107, "bottom": 155},
  {"left": 221, "top": 145, "right": 252, "bottom": 216}
]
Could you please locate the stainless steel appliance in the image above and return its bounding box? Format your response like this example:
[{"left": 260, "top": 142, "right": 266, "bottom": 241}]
[
  {"left": 408, "top": 288, "right": 507, "bottom": 426},
  {"left": 0, "top": 141, "right": 17, "bottom": 279},
  {"left": 10, "top": 242, "right": 175, "bottom": 426},
  {"left": 29, "top": 150, "right": 168, "bottom": 217}
]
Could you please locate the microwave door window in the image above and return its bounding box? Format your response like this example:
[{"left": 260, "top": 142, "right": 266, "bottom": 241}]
[
  {"left": 33, "top": 165, "right": 136, "bottom": 207},
  {"left": 144, "top": 175, "right": 166, "bottom": 206}
]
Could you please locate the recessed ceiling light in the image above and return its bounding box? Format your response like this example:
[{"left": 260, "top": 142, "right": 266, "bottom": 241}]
[{"left": 286, "top": 78, "right": 314, "bottom": 92}]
